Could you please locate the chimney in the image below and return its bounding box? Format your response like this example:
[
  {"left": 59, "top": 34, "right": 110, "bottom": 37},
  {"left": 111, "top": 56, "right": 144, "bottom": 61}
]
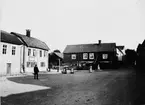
[
  {"left": 26, "top": 29, "right": 31, "bottom": 37},
  {"left": 98, "top": 40, "right": 101, "bottom": 45}
]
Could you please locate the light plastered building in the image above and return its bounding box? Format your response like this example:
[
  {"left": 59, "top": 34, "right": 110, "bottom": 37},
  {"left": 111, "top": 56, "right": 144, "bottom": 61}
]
[{"left": 0, "top": 30, "right": 50, "bottom": 75}]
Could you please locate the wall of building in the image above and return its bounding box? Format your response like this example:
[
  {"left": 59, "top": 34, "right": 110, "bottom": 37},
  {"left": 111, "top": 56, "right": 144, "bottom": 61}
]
[
  {"left": 63, "top": 52, "right": 98, "bottom": 63},
  {"left": 24, "top": 47, "right": 48, "bottom": 73},
  {"left": 63, "top": 52, "right": 116, "bottom": 65},
  {"left": 0, "top": 42, "right": 22, "bottom": 75},
  {"left": 64, "top": 52, "right": 115, "bottom": 62}
]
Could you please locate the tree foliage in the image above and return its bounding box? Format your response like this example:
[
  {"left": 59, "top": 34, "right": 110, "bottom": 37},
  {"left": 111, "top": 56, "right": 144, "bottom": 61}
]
[
  {"left": 53, "top": 49, "right": 61, "bottom": 53},
  {"left": 125, "top": 49, "right": 137, "bottom": 66}
]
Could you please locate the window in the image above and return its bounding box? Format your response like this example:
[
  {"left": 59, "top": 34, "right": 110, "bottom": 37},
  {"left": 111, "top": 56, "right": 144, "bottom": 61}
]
[
  {"left": 44, "top": 51, "right": 47, "bottom": 57},
  {"left": 2, "top": 45, "right": 7, "bottom": 54},
  {"left": 41, "top": 62, "right": 45, "bottom": 67},
  {"left": 102, "top": 54, "right": 108, "bottom": 59},
  {"left": 31, "top": 62, "right": 36, "bottom": 67},
  {"left": 27, "top": 62, "right": 31, "bottom": 67},
  {"left": 89, "top": 53, "right": 94, "bottom": 59},
  {"left": 40, "top": 50, "right": 42, "bottom": 57},
  {"left": 71, "top": 54, "right": 76, "bottom": 59},
  {"left": 33, "top": 49, "right": 36, "bottom": 56},
  {"left": 12, "top": 46, "right": 16, "bottom": 55},
  {"left": 83, "top": 53, "right": 88, "bottom": 59},
  {"left": 28, "top": 49, "right": 31, "bottom": 56},
  {"left": 27, "top": 62, "right": 36, "bottom": 67}
]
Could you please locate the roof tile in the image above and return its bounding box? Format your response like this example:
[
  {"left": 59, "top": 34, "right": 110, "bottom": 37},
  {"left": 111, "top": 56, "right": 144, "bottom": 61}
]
[
  {"left": 63, "top": 43, "right": 116, "bottom": 53},
  {"left": 11, "top": 32, "right": 49, "bottom": 51}
]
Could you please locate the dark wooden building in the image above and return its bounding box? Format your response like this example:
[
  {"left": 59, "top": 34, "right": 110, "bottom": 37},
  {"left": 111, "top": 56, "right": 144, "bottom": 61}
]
[{"left": 63, "top": 40, "right": 123, "bottom": 69}]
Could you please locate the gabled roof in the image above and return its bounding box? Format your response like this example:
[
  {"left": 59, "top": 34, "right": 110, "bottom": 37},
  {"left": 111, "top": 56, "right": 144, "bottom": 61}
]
[
  {"left": 141, "top": 40, "right": 145, "bottom": 47},
  {"left": 63, "top": 43, "right": 116, "bottom": 53},
  {"left": 11, "top": 32, "right": 50, "bottom": 51},
  {"left": 116, "top": 46, "right": 124, "bottom": 50},
  {"left": 1, "top": 30, "right": 23, "bottom": 45},
  {"left": 54, "top": 52, "right": 63, "bottom": 59}
]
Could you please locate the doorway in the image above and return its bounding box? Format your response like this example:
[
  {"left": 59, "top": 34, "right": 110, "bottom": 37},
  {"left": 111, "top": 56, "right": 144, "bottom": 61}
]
[{"left": 7, "top": 63, "right": 11, "bottom": 74}]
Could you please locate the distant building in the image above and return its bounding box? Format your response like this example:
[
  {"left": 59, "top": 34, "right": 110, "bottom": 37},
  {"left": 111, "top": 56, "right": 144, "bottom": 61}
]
[
  {"left": 11, "top": 30, "right": 50, "bottom": 73},
  {"left": 49, "top": 52, "right": 63, "bottom": 70},
  {"left": 136, "top": 40, "right": 145, "bottom": 69},
  {"left": 63, "top": 40, "right": 124, "bottom": 69},
  {"left": 0, "top": 30, "right": 23, "bottom": 75}
]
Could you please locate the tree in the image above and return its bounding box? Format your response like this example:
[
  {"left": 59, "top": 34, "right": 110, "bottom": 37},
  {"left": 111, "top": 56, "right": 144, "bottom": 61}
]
[
  {"left": 125, "top": 49, "right": 137, "bottom": 66},
  {"left": 53, "top": 49, "right": 61, "bottom": 53}
]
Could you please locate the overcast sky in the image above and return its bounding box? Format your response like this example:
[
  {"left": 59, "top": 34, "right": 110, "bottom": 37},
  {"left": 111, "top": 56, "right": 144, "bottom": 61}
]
[{"left": 0, "top": 0, "right": 145, "bottom": 52}]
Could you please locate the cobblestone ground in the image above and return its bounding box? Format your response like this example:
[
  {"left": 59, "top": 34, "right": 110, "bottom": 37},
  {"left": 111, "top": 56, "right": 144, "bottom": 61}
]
[{"left": 1, "top": 69, "right": 136, "bottom": 105}]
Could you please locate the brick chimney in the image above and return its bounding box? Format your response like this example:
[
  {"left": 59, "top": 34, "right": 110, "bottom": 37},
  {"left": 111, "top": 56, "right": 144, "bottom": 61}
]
[
  {"left": 98, "top": 40, "right": 101, "bottom": 45},
  {"left": 26, "top": 29, "right": 31, "bottom": 37}
]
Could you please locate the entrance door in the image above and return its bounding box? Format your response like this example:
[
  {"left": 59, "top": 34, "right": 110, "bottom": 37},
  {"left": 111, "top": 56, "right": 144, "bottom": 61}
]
[{"left": 7, "top": 63, "right": 11, "bottom": 74}]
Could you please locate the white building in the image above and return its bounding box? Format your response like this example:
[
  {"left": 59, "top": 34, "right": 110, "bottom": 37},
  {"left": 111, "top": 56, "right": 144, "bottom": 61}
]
[
  {"left": 11, "top": 30, "right": 50, "bottom": 73},
  {"left": 116, "top": 46, "right": 125, "bottom": 62},
  {"left": 0, "top": 30, "right": 23, "bottom": 75}
]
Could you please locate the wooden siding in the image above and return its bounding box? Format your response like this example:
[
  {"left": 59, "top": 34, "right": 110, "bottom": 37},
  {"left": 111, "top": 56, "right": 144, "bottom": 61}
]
[{"left": 63, "top": 52, "right": 116, "bottom": 64}]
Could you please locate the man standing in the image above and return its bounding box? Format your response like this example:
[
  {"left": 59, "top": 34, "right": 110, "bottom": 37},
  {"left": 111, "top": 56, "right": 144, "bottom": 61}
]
[{"left": 34, "top": 64, "right": 39, "bottom": 79}]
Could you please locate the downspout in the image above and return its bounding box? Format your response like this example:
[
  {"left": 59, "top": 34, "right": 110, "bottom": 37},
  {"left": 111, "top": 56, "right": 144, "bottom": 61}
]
[
  {"left": 23, "top": 45, "right": 25, "bottom": 73},
  {"left": 20, "top": 45, "right": 23, "bottom": 73},
  {"left": 47, "top": 51, "right": 49, "bottom": 71}
]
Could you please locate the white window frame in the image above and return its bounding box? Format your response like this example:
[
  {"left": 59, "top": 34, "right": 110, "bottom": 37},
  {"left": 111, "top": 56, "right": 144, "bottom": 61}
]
[
  {"left": 71, "top": 54, "right": 76, "bottom": 59},
  {"left": 89, "top": 53, "right": 94, "bottom": 59},
  {"left": 33, "top": 49, "right": 36, "bottom": 56},
  {"left": 40, "top": 50, "right": 42, "bottom": 57},
  {"left": 2, "top": 45, "right": 7, "bottom": 54},
  {"left": 102, "top": 54, "right": 108, "bottom": 59},
  {"left": 12, "top": 46, "right": 16, "bottom": 55},
  {"left": 27, "top": 62, "right": 36, "bottom": 67},
  {"left": 83, "top": 53, "right": 88, "bottom": 59},
  {"left": 41, "top": 62, "right": 45, "bottom": 67},
  {"left": 44, "top": 51, "right": 47, "bottom": 57},
  {"left": 28, "top": 49, "right": 31, "bottom": 56}
]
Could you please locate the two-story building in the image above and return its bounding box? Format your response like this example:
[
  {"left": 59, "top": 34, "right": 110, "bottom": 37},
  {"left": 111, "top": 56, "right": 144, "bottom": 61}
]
[
  {"left": 0, "top": 30, "right": 23, "bottom": 75},
  {"left": 11, "top": 30, "right": 50, "bottom": 73}
]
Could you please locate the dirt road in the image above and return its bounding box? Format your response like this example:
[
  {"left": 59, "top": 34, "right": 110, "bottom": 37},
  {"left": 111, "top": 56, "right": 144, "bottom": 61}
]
[{"left": 2, "top": 70, "right": 135, "bottom": 105}]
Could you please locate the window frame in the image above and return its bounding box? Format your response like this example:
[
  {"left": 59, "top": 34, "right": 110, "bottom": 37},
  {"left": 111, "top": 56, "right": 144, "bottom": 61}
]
[
  {"left": 12, "top": 46, "right": 16, "bottom": 55},
  {"left": 102, "top": 54, "right": 108, "bottom": 60},
  {"left": 28, "top": 49, "right": 31, "bottom": 56},
  {"left": 83, "top": 53, "right": 88, "bottom": 60},
  {"left": 71, "top": 54, "right": 76, "bottom": 59},
  {"left": 41, "top": 62, "right": 45, "bottom": 67},
  {"left": 33, "top": 49, "right": 36, "bottom": 56},
  {"left": 44, "top": 51, "right": 47, "bottom": 57},
  {"left": 89, "top": 53, "right": 94, "bottom": 59},
  {"left": 2, "top": 45, "right": 7, "bottom": 54},
  {"left": 40, "top": 50, "right": 42, "bottom": 57}
]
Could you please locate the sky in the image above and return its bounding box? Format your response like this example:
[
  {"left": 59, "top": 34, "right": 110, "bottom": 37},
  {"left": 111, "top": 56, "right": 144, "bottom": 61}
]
[{"left": 0, "top": 0, "right": 145, "bottom": 52}]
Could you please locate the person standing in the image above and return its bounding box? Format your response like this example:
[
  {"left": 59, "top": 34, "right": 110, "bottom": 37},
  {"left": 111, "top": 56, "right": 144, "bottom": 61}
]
[{"left": 34, "top": 64, "right": 39, "bottom": 79}]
